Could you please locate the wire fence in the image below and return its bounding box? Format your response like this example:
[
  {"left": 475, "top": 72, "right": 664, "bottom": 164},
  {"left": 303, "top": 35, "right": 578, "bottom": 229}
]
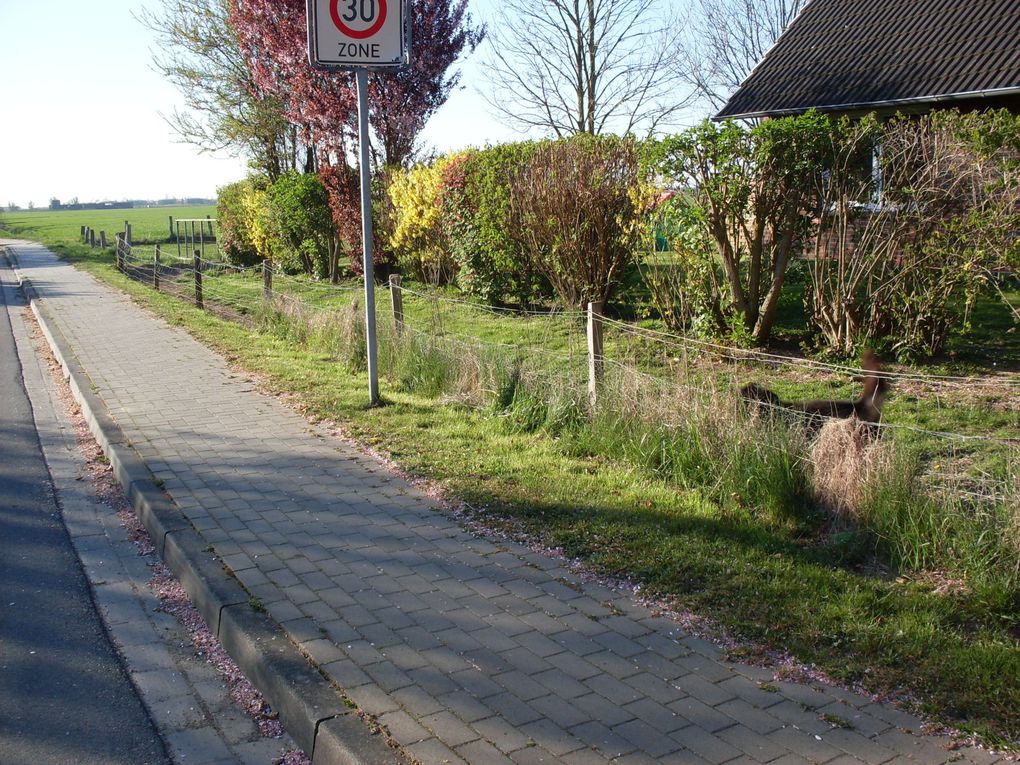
[{"left": 113, "top": 239, "right": 1019, "bottom": 507}]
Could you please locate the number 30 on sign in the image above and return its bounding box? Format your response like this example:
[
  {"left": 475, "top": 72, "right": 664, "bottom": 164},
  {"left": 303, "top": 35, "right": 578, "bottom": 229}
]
[{"left": 306, "top": 0, "right": 409, "bottom": 70}]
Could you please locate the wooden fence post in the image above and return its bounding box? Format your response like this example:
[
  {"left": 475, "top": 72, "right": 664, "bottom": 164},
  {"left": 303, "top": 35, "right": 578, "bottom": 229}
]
[
  {"left": 89, "top": 229, "right": 96, "bottom": 248},
  {"left": 125, "top": 222, "right": 132, "bottom": 247},
  {"left": 194, "top": 250, "right": 203, "bottom": 309},
  {"left": 80, "top": 225, "right": 86, "bottom": 241},
  {"left": 168, "top": 216, "right": 175, "bottom": 242},
  {"left": 263, "top": 259, "right": 273, "bottom": 302},
  {"left": 587, "top": 301, "right": 605, "bottom": 407},
  {"left": 389, "top": 274, "right": 404, "bottom": 334},
  {"left": 114, "top": 234, "right": 123, "bottom": 271},
  {"left": 153, "top": 245, "right": 161, "bottom": 291},
  {"left": 99, "top": 231, "right": 107, "bottom": 249}
]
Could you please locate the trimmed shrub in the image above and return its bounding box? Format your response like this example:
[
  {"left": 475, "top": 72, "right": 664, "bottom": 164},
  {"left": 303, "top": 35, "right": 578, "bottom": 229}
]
[
  {"left": 440, "top": 143, "right": 550, "bottom": 306},
  {"left": 263, "top": 171, "right": 342, "bottom": 280},
  {"left": 387, "top": 156, "right": 457, "bottom": 285},
  {"left": 508, "top": 134, "right": 646, "bottom": 309},
  {"left": 319, "top": 163, "right": 393, "bottom": 276},
  {"left": 217, "top": 176, "right": 270, "bottom": 266}
]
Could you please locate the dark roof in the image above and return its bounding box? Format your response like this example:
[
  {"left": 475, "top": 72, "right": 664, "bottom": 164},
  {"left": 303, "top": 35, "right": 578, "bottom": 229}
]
[{"left": 717, "top": 0, "right": 1020, "bottom": 120}]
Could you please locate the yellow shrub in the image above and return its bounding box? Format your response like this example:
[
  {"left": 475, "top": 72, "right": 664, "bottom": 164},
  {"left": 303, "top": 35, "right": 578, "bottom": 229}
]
[{"left": 387, "top": 155, "right": 458, "bottom": 284}]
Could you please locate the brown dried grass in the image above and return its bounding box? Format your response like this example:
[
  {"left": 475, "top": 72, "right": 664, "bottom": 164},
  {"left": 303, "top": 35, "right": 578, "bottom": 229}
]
[{"left": 809, "top": 418, "right": 885, "bottom": 521}]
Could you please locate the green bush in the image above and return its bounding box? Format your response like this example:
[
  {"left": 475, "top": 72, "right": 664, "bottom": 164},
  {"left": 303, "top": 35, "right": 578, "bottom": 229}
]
[
  {"left": 217, "top": 176, "right": 270, "bottom": 266},
  {"left": 507, "top": 134, "right": 646, "bottom": 309},
  {"left": 439, "top": 144, "right": 550, "bottom": 306},
  {"left": 387, "top": 157, "right": 457, "bottom": 285},
  {"left": 650, "top": 114, "right": 838, "bottom": 346},
  {"left": 263, "top": 171, "right": 342, "bottom": 280},
  {"left": 806, "top": 110, "right": 1020, "bottom": 359}
]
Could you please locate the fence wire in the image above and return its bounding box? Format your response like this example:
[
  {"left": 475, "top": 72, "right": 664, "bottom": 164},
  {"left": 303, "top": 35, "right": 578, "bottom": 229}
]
[{"left": 112, "top": 243, "right": 1018, "bottom": 508}]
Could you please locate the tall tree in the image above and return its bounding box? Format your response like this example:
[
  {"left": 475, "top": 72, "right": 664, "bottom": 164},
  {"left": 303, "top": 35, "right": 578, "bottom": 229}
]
[
  {"left": 138, "top": 0, "right": 296, "bottom": 179},
  {"left": 480, "top": 0, "right": 688, "bottom": 137},
  {"left": 675, "top": 0, "right": 808, "bottom": 112},
  {"left": 229, "top": 0, "right": 483, "bottom": 168}
]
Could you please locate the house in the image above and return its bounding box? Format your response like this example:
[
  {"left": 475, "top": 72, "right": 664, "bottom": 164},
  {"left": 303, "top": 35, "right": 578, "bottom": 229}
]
[{"left": 716, "top": 0, "right": 1020, "bottom": 121}]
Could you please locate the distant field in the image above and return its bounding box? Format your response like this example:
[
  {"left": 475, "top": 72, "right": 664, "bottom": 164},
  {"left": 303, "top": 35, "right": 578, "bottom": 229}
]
[{"left": 0, "top": 206, "right": 217, "bottom": 244}]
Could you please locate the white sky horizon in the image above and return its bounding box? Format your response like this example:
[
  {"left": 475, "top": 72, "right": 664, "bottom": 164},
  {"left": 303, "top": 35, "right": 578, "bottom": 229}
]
[{"left": 0, "top": 0, "right": 701, "bottom": 209}]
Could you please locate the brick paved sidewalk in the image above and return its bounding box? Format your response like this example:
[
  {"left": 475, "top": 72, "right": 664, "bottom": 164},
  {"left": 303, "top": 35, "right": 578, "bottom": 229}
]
[{"left": 4, "top": 240, "right": 1006, "bottom": 765}]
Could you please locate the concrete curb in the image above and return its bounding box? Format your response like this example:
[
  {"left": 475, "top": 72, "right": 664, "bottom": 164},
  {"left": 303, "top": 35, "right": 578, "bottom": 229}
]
[{"left": 11, "top": 250, "right": 403, "bottom": 765}]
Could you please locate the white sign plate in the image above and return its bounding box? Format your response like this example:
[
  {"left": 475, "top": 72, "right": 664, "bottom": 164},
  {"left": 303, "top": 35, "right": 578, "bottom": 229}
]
[{"left": 307, "top": 0, "right": 409, "bottom": 70}]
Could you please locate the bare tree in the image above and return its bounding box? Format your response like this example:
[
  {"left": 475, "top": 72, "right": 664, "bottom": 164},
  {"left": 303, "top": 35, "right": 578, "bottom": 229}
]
[
  {"left": 480, "top": 0, "right": 691, "bottom": 137},
  {"left": 676, "top": 0, "right": 807, "bottom": 113},
  {"left": 137, "top": 0, "right": 297, "bottom": 179}
]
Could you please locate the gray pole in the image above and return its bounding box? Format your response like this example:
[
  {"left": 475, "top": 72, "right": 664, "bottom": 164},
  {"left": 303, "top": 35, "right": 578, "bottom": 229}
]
[{"left": 356, "top": 68, "right": 380, "bottom": 406}]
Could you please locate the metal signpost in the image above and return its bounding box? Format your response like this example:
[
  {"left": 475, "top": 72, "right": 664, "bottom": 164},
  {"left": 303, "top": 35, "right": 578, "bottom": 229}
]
[{"left": 307, "top": 0, "right": 410, "bottom": 406}]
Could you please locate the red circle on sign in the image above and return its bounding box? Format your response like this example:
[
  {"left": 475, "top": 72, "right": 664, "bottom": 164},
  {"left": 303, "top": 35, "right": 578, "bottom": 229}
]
[{"left": 329, "top": 0, "right": 387, "bottom": 40}]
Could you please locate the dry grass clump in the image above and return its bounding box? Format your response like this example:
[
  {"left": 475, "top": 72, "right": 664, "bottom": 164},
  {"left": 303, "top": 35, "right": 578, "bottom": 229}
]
[
  {"left": 443, "top": 344, "right": 486, "bottom": 407},
  {"left": 810, "top": 418, "right": 884, "bottom": 520}
]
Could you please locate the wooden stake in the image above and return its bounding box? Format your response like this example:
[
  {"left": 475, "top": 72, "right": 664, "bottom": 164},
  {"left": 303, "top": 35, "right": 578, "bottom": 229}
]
[
  {"left": 389, "top": 274, "right": 404, "bottom": 334},
  {"left": 263, "top": 259, "right": 273, "bottom": 302},
  {"left": 587, "top": 301, "right": 605, "bottom": 407},
  {"left": 194, "top": 250, "right": 203, "bottom": 309}
]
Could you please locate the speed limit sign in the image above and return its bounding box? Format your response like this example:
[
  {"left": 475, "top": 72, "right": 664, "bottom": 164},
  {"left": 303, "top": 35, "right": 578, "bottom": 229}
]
[{"left": 307, "top": 0, "right": 409, "bottom": 70}]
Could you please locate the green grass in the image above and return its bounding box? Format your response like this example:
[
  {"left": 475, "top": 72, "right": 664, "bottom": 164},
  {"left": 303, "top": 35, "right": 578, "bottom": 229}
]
[
  {"left": 3, "top": 220, "right": 1019, "bottom": 747},
  {"left": 0, "top": 205, "right": 216, "bottom": 245}
]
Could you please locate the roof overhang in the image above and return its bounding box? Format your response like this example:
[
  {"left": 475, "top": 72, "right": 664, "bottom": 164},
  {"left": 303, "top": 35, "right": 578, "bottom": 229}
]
[{"left": 714, "top": 86, "right": 1020, "bottom": 122}]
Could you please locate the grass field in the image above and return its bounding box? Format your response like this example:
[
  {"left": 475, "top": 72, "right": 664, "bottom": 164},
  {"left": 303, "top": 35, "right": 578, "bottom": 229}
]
[
  {"left": 3, "top": 211, "right": 1019, "bottom": 747},
  {"left": 0, "top": 206, "right": 217, "bottom": 245}
]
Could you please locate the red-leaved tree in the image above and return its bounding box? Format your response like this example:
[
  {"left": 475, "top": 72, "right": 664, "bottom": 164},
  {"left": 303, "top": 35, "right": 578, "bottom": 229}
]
[
  {"left": 229, "top": 0, "right": 483, "bottom": 168},
  {"left": 229, "top": 0, "right": 483, "bottom": 269}
]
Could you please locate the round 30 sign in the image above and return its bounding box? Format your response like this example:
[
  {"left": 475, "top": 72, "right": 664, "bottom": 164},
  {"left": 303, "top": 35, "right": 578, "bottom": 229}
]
[
  {"left": 307, "top": 0, "right": 409, "bottom": 70},
  {"left": 329, "top": 0, "right": 387, "bottom": 39}
]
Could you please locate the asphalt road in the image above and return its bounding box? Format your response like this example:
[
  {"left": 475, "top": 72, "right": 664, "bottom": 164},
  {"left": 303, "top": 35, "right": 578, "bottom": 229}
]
[{"left": 0, "top": 276, "right": 170, "bottom": 765}]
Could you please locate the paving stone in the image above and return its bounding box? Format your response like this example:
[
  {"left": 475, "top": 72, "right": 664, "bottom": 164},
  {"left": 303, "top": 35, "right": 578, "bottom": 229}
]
[
  {"left": 345, "top": 683, "right": 401, "bottom": 717},
  {"left": 560, "top": 748, "right": 616, "bottom": 765},
  {"left": 440, "top": 691, "right": 496, "bottom": 724},
  {"left": 717, "top": 724, "right": 791, "bottom": 762},
  {"left": 821, "top": 728, "right": 897, "bottom": 764},
  {"left": 623, "top": 672, "right": 685, "bottom": 705},
  {"left": 423, "top": 710, "right": 482, "bottom": 747},
  {"left": 406, "top": 737, "right": 468, "bottom": 765},
  {"left": 570, "top": 721, "right": 638, "bottom": 759},
  {"left": 510, "top": 745, "right": 560, "bottom": 765},
  {"left": 622, "top": 697, "right": 687, "bottom": 735},
  {"left": 520, "top": 719, "right": 584, "bottom": 757},
  {"left": 457, "top": 739, "right": 518, "bottom": 765},
  {"left": 165, "top": 725, "right": 237, "bottom": 764},
  {"left": 472, "top": 716, "right": 535, "bottom": 753},
  {"left": 767, "top": 724, "right": 846, "bottom": 763},
  {"left": 869, "top": 728, "right": 961, "bottom": 762},
  {"left": 379, "top": 710, "right": 432, "bottom": 746},
  {"left": 716, "top": 675, "right": 786, "bottom": 709},
  {"left": 584, "top": 673, "right": 645, "bottom": 706},
  {"left": 484, "top": 692, "right": 545, "bottom": 728},
  {"left": 585, "top": 650, "right": 641, "bottom": 679},
  {"left": 614, "top": 718, "right": 682, "bottom": 757},
  {"left": 716, "top": 698, "right": 784, "bottom": 735},
  {"left": 670, "top": 725, "right": 743, "bottom": 765}
]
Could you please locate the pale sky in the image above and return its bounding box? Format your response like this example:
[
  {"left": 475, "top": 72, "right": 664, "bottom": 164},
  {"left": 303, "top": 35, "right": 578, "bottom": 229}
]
[{"left": 0, "top": 0, "right": 517, "bottom": 208}]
